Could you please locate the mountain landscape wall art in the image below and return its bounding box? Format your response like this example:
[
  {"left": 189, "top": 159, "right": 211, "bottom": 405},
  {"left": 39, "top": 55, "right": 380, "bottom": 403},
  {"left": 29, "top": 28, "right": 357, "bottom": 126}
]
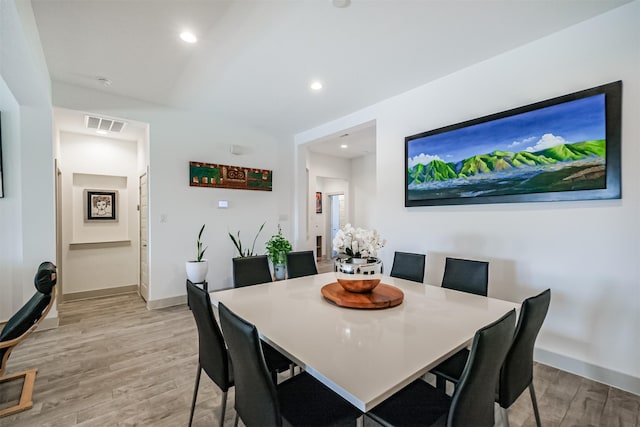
[{"left": 405, "top": 81, "right": 621, "bottom": 207}]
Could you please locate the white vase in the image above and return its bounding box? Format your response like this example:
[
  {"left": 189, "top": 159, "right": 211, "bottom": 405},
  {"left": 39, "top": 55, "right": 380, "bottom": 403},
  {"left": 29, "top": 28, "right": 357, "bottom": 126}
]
[{"left": 186, "top": 260, "right": 208, "bottom": 283}]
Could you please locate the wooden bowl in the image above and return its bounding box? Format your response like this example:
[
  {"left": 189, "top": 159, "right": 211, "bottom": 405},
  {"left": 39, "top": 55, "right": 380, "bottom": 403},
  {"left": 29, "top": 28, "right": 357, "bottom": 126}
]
[{"left": 336, "top": 277, "right": 381, "bottom": 293}]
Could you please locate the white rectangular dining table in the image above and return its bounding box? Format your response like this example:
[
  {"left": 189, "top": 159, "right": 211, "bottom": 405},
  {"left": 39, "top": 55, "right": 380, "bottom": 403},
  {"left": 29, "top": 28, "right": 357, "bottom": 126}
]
[{"left": 209, "top": 271, "right": 520, "bottom": 412}]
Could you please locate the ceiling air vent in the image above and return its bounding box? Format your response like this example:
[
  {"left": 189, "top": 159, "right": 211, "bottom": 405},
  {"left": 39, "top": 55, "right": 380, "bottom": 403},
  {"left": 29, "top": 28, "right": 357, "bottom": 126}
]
[{"left": 84, "top": 115, "right": 127, "bottom": 133}]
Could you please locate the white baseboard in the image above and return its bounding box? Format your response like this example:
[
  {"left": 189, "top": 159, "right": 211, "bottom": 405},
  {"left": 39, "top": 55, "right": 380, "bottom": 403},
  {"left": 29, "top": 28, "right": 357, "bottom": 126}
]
[
  {"left": 63, "top": 284, "right": 138, "bottom": 302},
  {"left": 535, "top": 348, "right": 640, "bottom": 396},
  {"left": 146, "top": 295, "right": 187, "bottom": 310}
]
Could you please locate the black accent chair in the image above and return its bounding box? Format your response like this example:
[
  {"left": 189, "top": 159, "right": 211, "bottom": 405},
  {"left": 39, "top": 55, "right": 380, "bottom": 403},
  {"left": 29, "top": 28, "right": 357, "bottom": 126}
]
[
  {"left": 186, "top": 280, "right": 233, "bottom": 427},
  {"left": 390, "top": 251, "right": 426, "bottom": 283},
  {"left": 441, "top": 257, "right": 489, "bottom": 296},
  {"left": 367, "top": 309, "right": 516, "bottom": 427},
  {"left": 230, "top": 256, "right": 293, "bottom": 380},
  {"left": 431, "top": 289, "right": 551, "bottom": 427},
  {"left": 232, "top": 255, "right": 272, "bottom": 288},
  {"left": 286, "top": 250, "right": 318, "bottom": 279},
  {"left": 0, "top": 262, "right": 57, "bottom": 418},
  {"left": 218, "top": 302, "right": 363, "bottom": 427}
]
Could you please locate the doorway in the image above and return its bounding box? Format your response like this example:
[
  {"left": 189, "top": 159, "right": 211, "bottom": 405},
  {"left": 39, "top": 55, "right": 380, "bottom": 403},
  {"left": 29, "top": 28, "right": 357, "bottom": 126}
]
[
  {"left": 329, "top": 194, "right": 345, "bottom": 258},
  {"left": 54, "top": 107, "right": 149, "bottom": 302},
  {"left": 139, "top": 171, "right": 149, "bottom": 301},
  {"left": 294, "top": 120, "right": 376, "bottom": 259}
]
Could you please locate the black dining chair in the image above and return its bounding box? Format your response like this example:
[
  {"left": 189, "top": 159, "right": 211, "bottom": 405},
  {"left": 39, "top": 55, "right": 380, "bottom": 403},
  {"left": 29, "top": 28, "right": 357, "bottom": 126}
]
[
  {"left": 230, "top": 255, "right": 293, "bottom": 380},
  {"left": 232, "top": 255, "right": 272, "bottom": 288},
  {"left": 186, "top": 280, "right": 233, "bottom": 427},
  {"left": 390, "top": 251, "right": 426, "bottom": 283},
  {"left": 286, "top": 250, "right": 318, "bottom": 279},
  {"left": 218, "top": 302, "right": 363, "bottom": 427},
  {"left": 441, "top": 257, "right": 489, "bottom": 296},
  {"left": 431, "top": 288, "right": 551, "bottom": 427},
  {"left": 367, "top": 309, "right": 516, "bottom": 427},
  {"left": 0, "top": 261, "right": 57, "bottom": 418}
]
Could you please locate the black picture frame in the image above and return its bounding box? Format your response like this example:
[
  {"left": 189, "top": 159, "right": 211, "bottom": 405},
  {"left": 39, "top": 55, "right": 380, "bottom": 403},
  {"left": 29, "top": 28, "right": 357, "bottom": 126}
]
[
  {"left": 85, "top": 190, "right": 118, "bottom": 221},
  {"left": 316, "top": 192, "right": 322, "bottom": 213},
  {"left": 405, "top": 81, "right": 622, "bottom": 207}
]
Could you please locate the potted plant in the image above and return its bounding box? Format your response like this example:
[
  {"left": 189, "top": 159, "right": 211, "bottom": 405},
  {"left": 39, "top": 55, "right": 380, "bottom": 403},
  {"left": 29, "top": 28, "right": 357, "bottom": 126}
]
[
  {"left": 229, "top": 222, "right": 265, "bottom": 257},
  {"left": 265, "top": 225, "right": 292, "bottom": 280},
  {"left": 186, "top": 224, "right": 208, "bottom": 283}
]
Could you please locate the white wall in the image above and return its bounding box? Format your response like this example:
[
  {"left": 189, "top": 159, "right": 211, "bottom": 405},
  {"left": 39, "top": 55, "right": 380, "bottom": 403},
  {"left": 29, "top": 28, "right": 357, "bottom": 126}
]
[
  {"left": 0, "top": 0, "right": 56, "bottom": 322},
  {"left": 296, "top": 2, "right": 640, "bottom": 393},
  {"left": 0, "top": 77, "right": 23, "bottom": 319},
  {"left": 351, "top": 153, "right": 376, "bottom": 229},
  {"left": 145, "top": 111, "right": 289, "bottom": 296},
  {"left": 58, "top": 132, "right": 139, "bottom": 295}
]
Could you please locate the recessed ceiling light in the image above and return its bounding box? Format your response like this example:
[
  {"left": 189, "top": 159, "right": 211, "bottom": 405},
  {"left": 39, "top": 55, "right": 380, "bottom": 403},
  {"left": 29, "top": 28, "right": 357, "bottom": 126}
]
[
  {"left": 340, "top": 144, "right": 348, "bottom": 149},
  {"left": 96, "top": 76, "right": 112, "bottom": 87},
  {"left": 96, "top": 129, "right": 108, "bottom": 135},
  {"left": 310, "top": 81, "right": 323, "bottom": 91},
  {"left": 180, "top": 31, "right": 197, "bottom": 43}
]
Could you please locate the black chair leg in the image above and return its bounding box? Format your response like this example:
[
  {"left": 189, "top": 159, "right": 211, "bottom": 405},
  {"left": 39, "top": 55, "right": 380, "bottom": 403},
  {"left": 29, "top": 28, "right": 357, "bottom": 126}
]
[
  {"left": 529, "top": 382, "right": 542, "bottom": 427},
  {"left": 219, "top": 390, "right": 228, "bottom": 427},
  {"left": 189, "top": 364, "right": 202, "bottom": 427},
  {"left": 436, "top": 376, "right": 446, "bottom": 392}
]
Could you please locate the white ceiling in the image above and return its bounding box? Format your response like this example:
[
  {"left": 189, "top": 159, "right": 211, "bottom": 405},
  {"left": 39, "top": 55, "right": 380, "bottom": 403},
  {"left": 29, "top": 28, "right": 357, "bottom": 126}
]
[
  {"left": 305, "top": 121, "right": 376, "bottom": 159},
  {"left": 32, "top": 0, "right": 630, "bottom": 157},
  {"left": 54, "top": 107, "right": 147, "bottom": 142}
]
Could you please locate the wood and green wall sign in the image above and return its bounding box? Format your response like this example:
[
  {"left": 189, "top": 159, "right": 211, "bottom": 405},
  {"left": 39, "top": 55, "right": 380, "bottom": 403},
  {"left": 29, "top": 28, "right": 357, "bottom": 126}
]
[{"left": 189, "top": 161, "right": 272, "bottom": 191}]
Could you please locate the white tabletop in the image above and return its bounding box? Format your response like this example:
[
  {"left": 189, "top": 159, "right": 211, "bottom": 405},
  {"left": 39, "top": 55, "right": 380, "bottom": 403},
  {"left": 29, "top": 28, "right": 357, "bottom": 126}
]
[{"left": 210, "top": 272, "right": 519, "bottom": 412}]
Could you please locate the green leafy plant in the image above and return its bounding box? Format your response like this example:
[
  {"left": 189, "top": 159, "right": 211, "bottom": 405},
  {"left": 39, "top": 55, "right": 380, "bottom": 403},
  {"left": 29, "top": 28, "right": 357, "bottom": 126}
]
[
  {"left": 229, "top": 222, "right": 265, "bottom": 257},
  {"left": 196, "top": 224, "right": 207, "bottom": 262},
  {"left": 265, "top": 225, "right": 292, "bottom": 265}
]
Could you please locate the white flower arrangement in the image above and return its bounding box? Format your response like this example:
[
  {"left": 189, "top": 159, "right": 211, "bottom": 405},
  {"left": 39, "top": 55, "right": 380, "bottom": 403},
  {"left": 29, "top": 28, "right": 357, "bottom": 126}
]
[{"left": 332, "top": 223, "right": 386, "bottom": 259}]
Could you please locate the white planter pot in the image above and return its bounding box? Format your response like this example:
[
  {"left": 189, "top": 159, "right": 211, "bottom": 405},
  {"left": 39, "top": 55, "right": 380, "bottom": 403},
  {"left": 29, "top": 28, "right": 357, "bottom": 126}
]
[
  {"left": 274, "top": 263, "right": 286, "bottom": 280},
  {"left": 186, "top": 260, "right": 208, "bottom": 283}
]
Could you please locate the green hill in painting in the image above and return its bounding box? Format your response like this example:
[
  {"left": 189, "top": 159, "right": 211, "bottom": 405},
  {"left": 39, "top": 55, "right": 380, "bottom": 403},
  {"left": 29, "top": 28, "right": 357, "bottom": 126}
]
[
  {"left": 426, "top": 160, "right": 458, "bottom": 181},
  {"left": 534, "top": 140, "right": 605, "bottom": 161},
  {"left": 409, "top": 160, "right": 458, "bottom": 183},
  {"left": 409, "top": 140, "right": 605, "bottom": 184}
]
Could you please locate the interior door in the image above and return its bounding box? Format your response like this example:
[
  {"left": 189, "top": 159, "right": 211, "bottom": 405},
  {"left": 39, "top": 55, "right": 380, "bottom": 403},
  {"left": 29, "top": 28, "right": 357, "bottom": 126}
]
[
  {"left": 139, "top": 172, "right": 149, "bottom": 301},
  {"left": 55, "top": 160, "right": 64, "bottom": 301}
]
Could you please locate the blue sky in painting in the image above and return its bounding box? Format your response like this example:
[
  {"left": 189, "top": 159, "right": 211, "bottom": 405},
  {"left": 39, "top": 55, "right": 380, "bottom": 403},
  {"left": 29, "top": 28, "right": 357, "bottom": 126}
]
[{"left": 407, "top": 94, "right": 605, "bottom": 167}]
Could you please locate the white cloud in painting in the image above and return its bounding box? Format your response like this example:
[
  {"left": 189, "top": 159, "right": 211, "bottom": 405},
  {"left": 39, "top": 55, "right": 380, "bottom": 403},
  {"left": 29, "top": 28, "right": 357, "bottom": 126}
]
[
  {"left": 409, "top": 153, "right": 442, "bottom": 168},
  {"left": 509, "top": 136, "right": 536, "bottom": 148},
  {"left": 526, "top": 133, "right": 567, "bottom": 152}
]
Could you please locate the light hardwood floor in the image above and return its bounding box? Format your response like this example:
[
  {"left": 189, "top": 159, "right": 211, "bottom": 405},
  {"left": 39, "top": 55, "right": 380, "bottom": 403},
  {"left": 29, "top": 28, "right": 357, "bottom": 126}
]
[
  {"left": 1, "top": 293, "right": 638, "bottom": 426},
  {"left": 317, "top": 257, "right": 335, "bottom": 274}
]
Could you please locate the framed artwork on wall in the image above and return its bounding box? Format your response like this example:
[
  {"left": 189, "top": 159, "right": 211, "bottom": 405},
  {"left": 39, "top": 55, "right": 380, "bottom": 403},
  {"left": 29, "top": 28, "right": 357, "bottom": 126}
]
[
  {"left": 405, "top": 81, "right": 622, "bottom": 207},
  {"left": 189, "top": 161, "right": 272, "bottom": 191},
  {"left": 316, "top": 192, "right": 322, "bottom": 213},
  {"left": 85, "top": 190, "right": 118, "bottom": 221}
]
